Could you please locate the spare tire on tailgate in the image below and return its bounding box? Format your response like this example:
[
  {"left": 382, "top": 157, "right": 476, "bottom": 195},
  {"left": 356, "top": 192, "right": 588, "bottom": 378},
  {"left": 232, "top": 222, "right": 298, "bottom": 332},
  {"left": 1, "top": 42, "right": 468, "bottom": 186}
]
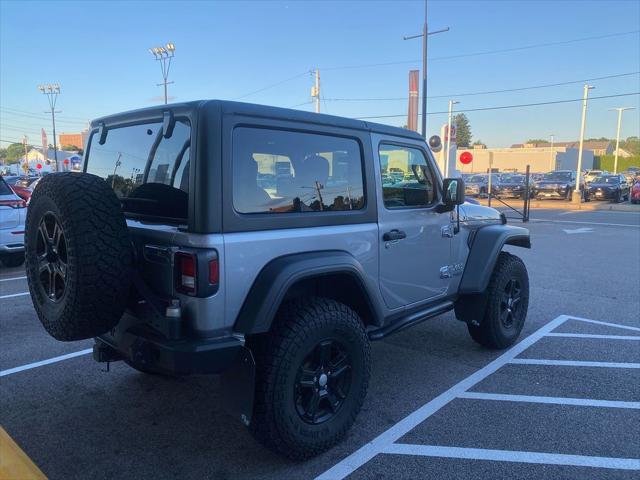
[{"left": 25, "top": 172, "right": 132, "bottom": 341}]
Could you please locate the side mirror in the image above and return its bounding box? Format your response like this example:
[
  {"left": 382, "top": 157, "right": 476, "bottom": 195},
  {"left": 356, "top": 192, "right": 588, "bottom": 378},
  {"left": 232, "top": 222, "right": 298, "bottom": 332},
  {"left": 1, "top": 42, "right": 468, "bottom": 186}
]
[{"left": 443, "top": 177, "right": 465, "bottom": 207}]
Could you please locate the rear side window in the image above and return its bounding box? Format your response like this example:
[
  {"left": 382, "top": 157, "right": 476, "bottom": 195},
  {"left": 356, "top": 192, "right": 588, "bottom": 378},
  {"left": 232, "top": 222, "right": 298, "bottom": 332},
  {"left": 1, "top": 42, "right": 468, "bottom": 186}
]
[
  {"left": 232, "top": 127, "right": 364, "bottom": 214},
  {"left": 379, "top": 144, "right": 436, "bottom": 208},
  {"left": 85, "top": 120, "right": 191, "bottom": 220}
]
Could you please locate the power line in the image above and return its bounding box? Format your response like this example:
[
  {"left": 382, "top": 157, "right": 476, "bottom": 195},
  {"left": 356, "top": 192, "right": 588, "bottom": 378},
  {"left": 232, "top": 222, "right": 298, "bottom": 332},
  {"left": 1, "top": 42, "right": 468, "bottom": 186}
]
[
  {"left": 354, "top": 92, "right": 640, "bottom": 119},
  {"left": 232, "top": 71, "right": 311, "bottom": 100},
  {"left": 321, "top": 30, "right": 640, "bottom": 71},
  {"left": 0, "top": 107, "right": 88, "bottom": 122},
  {"left": 1, "top": 110, "right": 87, "bottom": 126},
  {"left": 324, "top": 72, "right": 640, "bottom": 102}
]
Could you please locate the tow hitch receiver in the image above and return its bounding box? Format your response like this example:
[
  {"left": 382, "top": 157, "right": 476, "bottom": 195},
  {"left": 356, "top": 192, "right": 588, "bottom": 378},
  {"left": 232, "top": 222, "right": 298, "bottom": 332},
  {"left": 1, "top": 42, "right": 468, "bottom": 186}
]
[{"left": 93, "top": 341, "right": 123, "bottom": 363}]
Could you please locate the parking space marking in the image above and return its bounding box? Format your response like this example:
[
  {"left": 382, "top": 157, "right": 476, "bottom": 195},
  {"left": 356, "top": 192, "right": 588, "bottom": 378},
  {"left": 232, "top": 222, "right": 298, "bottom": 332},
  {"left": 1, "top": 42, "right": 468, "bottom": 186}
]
[
  {"left": 546, "top": 332, "right": 640, "bottom": 340},
  {"left": 0, "top": 292, "right": 29, "bottom": 300},
  {"left": 0, "top": 276, "right": 26, "bottom": 282},
  {"left": 0, "top": 348, "right": 92, "bottom": 377},
  {"left": 458, "top": 391, "right": 640, "bottom": 409},
  {"left": 510, "top": 358, "right": 640, "bottom": 368},
  {"left": 566, "top": 317, "right": 640, "bottom": 332},
  {"left": 380, "top": 444, "right": 640, "bottom": 471},
  {"left": 316, "top": 315, "right": 640, "bottom": 480}
]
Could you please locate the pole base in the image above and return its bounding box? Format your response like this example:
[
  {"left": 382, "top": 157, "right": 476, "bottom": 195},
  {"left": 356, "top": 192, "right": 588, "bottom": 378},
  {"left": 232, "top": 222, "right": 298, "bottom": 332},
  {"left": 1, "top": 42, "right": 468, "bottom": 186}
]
[{"left": 571, "top": 190, "right": 583, "bottom": 204}]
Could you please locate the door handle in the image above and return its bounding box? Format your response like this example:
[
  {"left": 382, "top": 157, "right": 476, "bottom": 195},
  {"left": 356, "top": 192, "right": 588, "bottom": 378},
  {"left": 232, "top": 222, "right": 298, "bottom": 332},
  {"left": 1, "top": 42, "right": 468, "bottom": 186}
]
[{"left": 383, "top": 229, "right": 407, "bottom": 241}]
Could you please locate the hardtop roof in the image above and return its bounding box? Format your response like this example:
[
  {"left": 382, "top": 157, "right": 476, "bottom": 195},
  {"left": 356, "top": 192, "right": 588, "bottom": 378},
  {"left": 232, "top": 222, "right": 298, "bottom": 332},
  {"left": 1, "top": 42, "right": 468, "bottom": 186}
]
[{"left": 91, "top": 99, "right": 423, "bottom": 141}]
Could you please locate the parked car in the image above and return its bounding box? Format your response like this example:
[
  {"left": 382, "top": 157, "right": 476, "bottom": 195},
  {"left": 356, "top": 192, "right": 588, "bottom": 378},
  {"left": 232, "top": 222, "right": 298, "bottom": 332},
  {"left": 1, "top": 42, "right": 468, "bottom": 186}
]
[
  {"left": 0, "top": 176, "right": 26, "bottom": 267},
  {"left": 23, "top": 100, "right": 531, "bottom": 460},
  {"left": 585, "top": 174, "right": 630, "bottom": 202},
  {"left": 464, "top": 174, "right": 489, "bottom": 197},
  {"left": 630, "top": 180, "right": 640, "bottom": 204},
  {"left": 532, "top": 170, "right": 577, "bottom": 199},
  {"left": 493, "top": 174, "right": 531, "bottom": 199},
  {"left": 583, "top": 169, "right": 608, "bottom": 185}
]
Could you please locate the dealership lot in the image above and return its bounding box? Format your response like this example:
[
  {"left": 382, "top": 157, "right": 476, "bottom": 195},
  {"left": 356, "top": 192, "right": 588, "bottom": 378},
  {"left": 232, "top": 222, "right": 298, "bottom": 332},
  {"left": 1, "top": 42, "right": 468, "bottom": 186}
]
[{"left": 1, "top": 208, "right": 639, "bottom": 480}]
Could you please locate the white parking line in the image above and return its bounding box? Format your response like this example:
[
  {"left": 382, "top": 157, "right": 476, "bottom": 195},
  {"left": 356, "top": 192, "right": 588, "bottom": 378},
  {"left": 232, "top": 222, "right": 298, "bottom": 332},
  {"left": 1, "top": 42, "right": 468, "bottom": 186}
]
[
  {"left": 546, "top": 332, "right": 640, "bottom": 340},
  {"left": 381, "top": 444, "right": 640, "bottom": 471},
  {"left": 0, "top": 292, "right": 29, "bottom": 299},
  {"left": 458, "top": 391, "right": 640, "bottom": 409},
  {"left": 566, "top": 317, "right": 640, "bottom": 332},
  {"left": 0, "top": 276, "right": 27, "bottom": 282},
  {"left": 510, "top": 358, "right": 640, "bottom": 368},
  {"left": 316, "top": 315, "right": 640, "bottom": 480},
  {"left": 316, "top": 315, "right": 568, "bottom": 480},
  {"left": 0, "top": 349, "right": 93, "bottom": 377}
]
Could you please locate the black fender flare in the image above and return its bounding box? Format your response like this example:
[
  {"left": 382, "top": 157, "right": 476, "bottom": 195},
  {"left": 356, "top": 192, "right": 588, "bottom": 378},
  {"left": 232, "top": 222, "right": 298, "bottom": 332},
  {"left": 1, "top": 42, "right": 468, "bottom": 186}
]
[
  {"left": 458, "top": 224, "right": 530, "bottom": 295},
  {"left": 234, "top": 251, "right": 383, "bottom": 334}
]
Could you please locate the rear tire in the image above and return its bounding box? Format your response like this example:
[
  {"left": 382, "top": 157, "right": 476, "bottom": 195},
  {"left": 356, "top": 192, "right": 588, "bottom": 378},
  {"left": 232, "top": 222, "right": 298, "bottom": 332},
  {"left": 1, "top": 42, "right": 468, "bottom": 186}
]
[
  {"left": 25, "top": 173, "right": 132, "bottom": 341},
  {"left": 467, "top": 252, "right": 529, "bottom": 349},
  {"left": 1, "top": 252, "right": 25, "bottom": 268},
  {"left": 248, "top": 297, "right": 371, "bottom": 459}
]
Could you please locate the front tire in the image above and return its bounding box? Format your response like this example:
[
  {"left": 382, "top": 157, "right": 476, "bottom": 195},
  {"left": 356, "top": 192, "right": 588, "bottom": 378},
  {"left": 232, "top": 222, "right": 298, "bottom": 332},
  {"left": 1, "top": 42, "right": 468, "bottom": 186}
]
[
  {"left": 248, "top": 297, "right": 371, "bottom": 459},
  {"left": 467, "top": 252, "right": 529, "bottom": 349}
]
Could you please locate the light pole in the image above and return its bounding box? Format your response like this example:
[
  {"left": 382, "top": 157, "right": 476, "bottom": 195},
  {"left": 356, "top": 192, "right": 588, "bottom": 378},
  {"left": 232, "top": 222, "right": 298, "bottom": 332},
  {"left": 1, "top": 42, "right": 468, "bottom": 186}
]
[
  {"left": 149, "top": 42, "right": 176, "bottom": 104},
  {"left": 38, "top": 83, "right": 61, "bottom": 170},
  {"left": 609, "top": 107, "right": 635, "bottom": 173},
  {"left": 573, "top": 84, "right": 594, "bottom": 202},
  {"left": 549, "top": 134, "right": 555, "bottom": 171},
  {"left": 445, "top": 100, "right": 459, "bottom": 178},
  {"left": 403, "top": 0, "right": 449, "bottom": 139}
]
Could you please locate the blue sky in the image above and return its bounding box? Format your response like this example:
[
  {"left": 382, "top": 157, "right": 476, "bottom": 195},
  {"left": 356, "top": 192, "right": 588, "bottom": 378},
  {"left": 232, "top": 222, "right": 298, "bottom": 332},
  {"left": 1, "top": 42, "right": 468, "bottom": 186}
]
[{"left": 1, "top": 0, "right": 639, "bottom": 148}]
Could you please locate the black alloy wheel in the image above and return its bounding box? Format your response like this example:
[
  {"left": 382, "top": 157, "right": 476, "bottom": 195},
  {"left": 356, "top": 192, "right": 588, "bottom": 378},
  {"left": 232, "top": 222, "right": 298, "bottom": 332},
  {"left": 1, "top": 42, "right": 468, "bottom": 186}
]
[
  {"left": 294, "top": 338, "right": 352, "bottom": 425},
  {"left": 499, "top": 279, "right": 521, "bottom": 329},
  {"left": 36, "top": 212, "right": 68, "bottom": 302}
]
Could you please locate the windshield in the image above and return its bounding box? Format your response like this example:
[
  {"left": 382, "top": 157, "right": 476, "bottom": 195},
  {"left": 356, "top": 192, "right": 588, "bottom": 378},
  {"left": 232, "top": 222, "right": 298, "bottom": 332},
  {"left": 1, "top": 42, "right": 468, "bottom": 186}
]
[
  {"left": 543, "top": 172, "right": 571, "bottom": 181},
  {"left": 592, "top": 176, "right": 619, "bottom": 184},
  {"left": 503, "top": 176, "right": 525, "bottom": 183}
]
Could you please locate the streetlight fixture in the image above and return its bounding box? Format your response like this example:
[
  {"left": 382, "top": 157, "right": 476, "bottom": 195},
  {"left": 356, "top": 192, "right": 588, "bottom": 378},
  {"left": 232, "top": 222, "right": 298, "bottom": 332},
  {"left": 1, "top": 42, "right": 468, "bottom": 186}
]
[
  {"left": 445, "top": 100, "right": 459, "bottom": 178},
  {"left": 609, "top": 107, "right": 635, "bottom": 173},
  {"left": 573, "top": 84, "right": 595, "bottom": 202},
  {"left": 149, "top": 42, "right": 176, "bottom": 104},
  {"left": 38, "top": 83, "right": 61, "bottom": 169},
  {"left": 403, "top": 0, "right": 449, "bottom": 139}
]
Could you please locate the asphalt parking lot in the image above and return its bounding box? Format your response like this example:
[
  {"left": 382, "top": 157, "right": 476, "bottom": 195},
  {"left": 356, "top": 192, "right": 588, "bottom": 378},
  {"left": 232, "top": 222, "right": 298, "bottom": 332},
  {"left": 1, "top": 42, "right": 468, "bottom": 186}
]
[{"left": 1, "top": 208, "right": 639, "bottom": 480}]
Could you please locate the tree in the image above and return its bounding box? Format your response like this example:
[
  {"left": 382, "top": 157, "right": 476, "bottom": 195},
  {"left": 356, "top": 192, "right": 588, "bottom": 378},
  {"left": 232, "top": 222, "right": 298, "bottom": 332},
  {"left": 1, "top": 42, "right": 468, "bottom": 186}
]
[
  {"left": 621, "top": 136, "right": 639, "bottom": 155},
  {"left": 62, "top": 144, "right": 83, "bottom": 154},
  {"left": 526, "top": 139, "right": 549, "bottom": 144},
  {"left": 5, "top": 143, "right": 25, "bottom": 164},
  {"left": 454, "top": 113, "right": 471, "bottom": 148},
  {"left": 473, "top": 139, "right": 485, "bottom": 146}
]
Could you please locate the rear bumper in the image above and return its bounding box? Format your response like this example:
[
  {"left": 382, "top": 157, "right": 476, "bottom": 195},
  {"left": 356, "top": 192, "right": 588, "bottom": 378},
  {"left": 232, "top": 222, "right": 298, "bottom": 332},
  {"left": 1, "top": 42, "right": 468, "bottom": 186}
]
[{"left": 95, "top": 314, "right": 244, "bottom": 375}]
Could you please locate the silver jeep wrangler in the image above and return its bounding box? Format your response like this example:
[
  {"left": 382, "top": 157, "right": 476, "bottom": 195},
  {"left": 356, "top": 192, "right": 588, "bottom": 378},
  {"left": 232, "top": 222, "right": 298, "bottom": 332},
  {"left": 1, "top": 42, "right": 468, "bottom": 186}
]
[{"left": 25, "top": 100, "right": 530, "bottom": 459}]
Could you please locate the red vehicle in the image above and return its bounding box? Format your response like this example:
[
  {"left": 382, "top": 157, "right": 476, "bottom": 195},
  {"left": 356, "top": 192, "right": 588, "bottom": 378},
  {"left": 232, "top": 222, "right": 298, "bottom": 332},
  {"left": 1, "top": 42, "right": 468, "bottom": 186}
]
[{"left": 631, "top": 180, "right": 640, "bottom": 204}]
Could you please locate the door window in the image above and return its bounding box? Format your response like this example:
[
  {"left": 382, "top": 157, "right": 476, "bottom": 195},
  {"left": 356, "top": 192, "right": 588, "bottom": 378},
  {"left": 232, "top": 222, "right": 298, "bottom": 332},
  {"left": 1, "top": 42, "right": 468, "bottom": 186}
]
[{"left": 378, "top": 144, "right": 436, "bottom": 208}]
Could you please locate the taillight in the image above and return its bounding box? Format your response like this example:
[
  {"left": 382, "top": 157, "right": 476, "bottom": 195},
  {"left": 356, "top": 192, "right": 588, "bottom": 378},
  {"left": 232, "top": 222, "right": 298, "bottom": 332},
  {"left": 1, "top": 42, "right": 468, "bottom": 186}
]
[
  {"left": 175, "top": 252, "right": 197, "bottom": 295},
  {"left": 0, "top": 199, "right": 26, "bottom": 209},
  {"left": 208, "top": 259, "right": 219, "bottom": 285}
]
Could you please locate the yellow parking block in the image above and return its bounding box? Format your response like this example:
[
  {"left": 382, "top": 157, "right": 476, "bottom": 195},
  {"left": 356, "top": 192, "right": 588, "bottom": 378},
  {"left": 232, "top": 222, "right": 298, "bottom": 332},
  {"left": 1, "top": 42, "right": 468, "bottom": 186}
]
[{"left": 0, "top": 426, "right": 47, "bottom": 480}]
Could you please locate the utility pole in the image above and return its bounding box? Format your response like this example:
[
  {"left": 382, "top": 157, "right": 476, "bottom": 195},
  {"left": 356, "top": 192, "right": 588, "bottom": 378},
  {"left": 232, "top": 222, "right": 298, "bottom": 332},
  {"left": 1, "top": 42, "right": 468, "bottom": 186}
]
[
  {"left": 609, "top": 107, "right": 635, "bottom": 174},
  {"left": 403, "top": 0, "right": 449, "bottom": 138},
  {"left": 38, "top": 83, "right": 61, "bottom": 170},
  {"left": 311, "top": 69, "right": 321, "bottom": 113},
  {"left": 112, "top": 152, "right": 122, "bottom": 188},
  {"left": 574, "top": 84, "right": 595, "bottom": 202},
  {"left": 22, "top": 136, "right": 29, "bottom": 173},
  {"left": 149, "top": 43, "right": 176, "bottom": 104},
  {"left": 445, "top": 100, "right": 459, "bottom": 178},
  {"left": 549, "top": 134, "right": 555, "bottom": 171}
]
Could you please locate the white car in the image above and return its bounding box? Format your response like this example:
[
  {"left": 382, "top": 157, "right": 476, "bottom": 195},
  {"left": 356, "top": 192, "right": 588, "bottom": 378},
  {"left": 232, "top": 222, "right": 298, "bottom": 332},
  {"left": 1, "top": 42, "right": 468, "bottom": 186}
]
[
  {"left": 0, "top": 176, "right": 26, "bottom": 267},
  {"left": 584, "top": 169, "right": 608, "bottom": 185}
]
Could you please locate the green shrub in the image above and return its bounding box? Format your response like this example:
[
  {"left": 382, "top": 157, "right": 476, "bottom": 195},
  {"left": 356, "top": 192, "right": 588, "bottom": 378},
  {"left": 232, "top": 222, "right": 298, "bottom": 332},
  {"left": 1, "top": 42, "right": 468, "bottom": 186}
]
[{"left": 593, "top": 155, "right": 640, "bottom": 172}]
